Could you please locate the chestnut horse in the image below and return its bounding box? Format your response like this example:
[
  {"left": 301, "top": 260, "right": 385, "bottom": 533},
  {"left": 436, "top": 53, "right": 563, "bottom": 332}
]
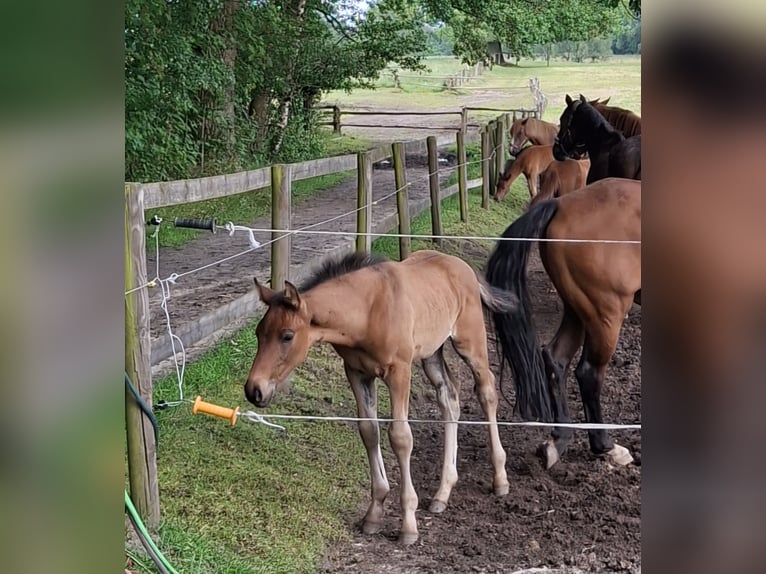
[
  {"left": 494, "top": 144, "right": 555, "bottom": 201},
  {"left": 554, "top": 94, "right": 641, "bottom": 184},
  {"left": 509, "top": 117, "right": 559, "bottom": 154},
  {"left": 486, "top": 178, "right": 640, "bottom": 468},
  {"left": 591, "top": 98, "right": 642, "bottom": 137},
  {"left": 244, "top": 250, "right": 513, "bottom": 544},
  {"left": 528, "top": 158, "right": 590, "bottom": 208}
]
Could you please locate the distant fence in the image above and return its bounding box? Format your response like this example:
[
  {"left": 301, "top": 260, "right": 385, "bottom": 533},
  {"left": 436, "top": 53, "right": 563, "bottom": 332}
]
[
  {"left": 124, "top": 103, "right": 542, "bottom": 525},
  {"left": 383, "top": 61, "right": 488, "bottom": 90}
]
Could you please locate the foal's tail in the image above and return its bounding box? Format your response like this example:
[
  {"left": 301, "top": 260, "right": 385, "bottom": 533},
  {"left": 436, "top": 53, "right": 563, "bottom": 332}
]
[
  {"left": 478, "top": 277, "right": 518, "bottom": 314},
  {"left": 485, "top": 199, "right": 559, "bottom": 422}
]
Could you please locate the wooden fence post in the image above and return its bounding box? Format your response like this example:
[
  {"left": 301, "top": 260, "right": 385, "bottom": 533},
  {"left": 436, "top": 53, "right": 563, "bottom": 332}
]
[
  {"left": 271, "top": 165, "right": 291, "bottom": 289},
  {"left": 333, "top": 106, "right": 341, "bottom": 134},
  {"left": 426, "top": 136, "right": 443, "bottom": 246},
  {"left": 124, "top": 183, "right": 160, "bottom": 530},
  {"left": 460, "top": 107, "right": 468, "bottom": 134},
  {"left": 356, "top": 151, "right": 373, "bottom": 253},
  {"left": 456, "top": 130, "right": 468, "bottom": 222},
  {"left": 495, "top": 118, "right": 505, "bottom": 188},
  {"left": 392, "top": 142, "right": 411, "bottom": 260},
  {"left": 488, "top": 120, "right": 497, "bottom": 192},
  {"left": 481, "top": 128, "right": 491, "bottom": 208}
]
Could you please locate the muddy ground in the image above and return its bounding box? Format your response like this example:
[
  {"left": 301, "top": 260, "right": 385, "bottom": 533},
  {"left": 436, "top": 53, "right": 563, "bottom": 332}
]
[{"left": 319, "top": 250, "right": 641, "bottom": 574}]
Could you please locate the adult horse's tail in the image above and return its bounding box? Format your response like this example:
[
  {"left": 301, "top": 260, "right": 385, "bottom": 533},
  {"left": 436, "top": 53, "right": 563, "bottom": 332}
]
[{"left": 486, "top": 199, "right": 559, "bottom": 422}]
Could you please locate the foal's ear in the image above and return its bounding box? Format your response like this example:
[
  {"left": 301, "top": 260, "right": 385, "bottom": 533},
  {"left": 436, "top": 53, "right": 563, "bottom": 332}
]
[
  {"left": 282, "top": 281, "right": 302, "bottom": 310},
  {"left": 254, "top": 277, "right": 276, "bottom": 305},
  {"left": 521, "top": 118, "right": 529, "bottom": 125},
  {"left": 565, "top": 94, "right": 573, "bottom": 106},
  {"left": 579, "top": 94, "right": 587, "bottom": 103}
]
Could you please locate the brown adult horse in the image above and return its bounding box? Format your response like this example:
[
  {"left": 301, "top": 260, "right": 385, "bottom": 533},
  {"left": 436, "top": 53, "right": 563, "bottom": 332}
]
[
  {"left": 509, "top": 117, "right": 559, "bottom": 155},
  {"left": 244, "top": 250, "right": 513, "bottom": 544},
  {"left": 554, "top": 94, "right": 641, "bottom": 184},
  {"left": 494, "top": 144, "right": 555, "bottom": 201},
  {"left": 528, "top": 158, "right": 590, "bottom": 208},
  {"left": 485, "top": 177, "right": 640, "bottom": 468},
  {"left": 591, "top": 98, "right": 642, "bottom": 137}
]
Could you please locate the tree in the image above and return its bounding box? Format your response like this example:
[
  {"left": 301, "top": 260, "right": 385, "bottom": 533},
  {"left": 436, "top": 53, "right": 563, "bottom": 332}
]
[
  {"left": 422, "top": 0, "right": 625, "bottom": 65},
  {"left": 125, "top": 0, "right": 429, "bottom": 181}
]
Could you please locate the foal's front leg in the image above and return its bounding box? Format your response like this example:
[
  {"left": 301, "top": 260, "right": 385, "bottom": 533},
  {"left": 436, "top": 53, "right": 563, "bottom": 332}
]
[
  {"left": 345, "top": 364, "right": 390, "bottom": 534},
  {"left": 386, "top": 362, "right": 419, "bottom": 544}
]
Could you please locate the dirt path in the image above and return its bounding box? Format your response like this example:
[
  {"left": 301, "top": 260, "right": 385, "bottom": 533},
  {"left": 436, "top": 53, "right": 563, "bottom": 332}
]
[{"left": 318, "top": 247, "right": 641, "bottom": 574}]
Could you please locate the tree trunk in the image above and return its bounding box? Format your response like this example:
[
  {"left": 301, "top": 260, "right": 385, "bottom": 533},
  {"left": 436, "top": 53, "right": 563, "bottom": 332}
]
[
  {"left": 249, "top": 89, "right": 271, "bottom": 153},
  {"left": 271, "top": 0, "right": 308, "bottom": 156},
  {"left": 223, "top": 0, "right": 240, "bottom": 163}
]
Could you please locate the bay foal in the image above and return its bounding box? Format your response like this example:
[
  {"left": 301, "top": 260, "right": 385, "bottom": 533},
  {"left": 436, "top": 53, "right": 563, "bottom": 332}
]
[{"left": 244, "top": 250, "right": 512, "bottom": 544}]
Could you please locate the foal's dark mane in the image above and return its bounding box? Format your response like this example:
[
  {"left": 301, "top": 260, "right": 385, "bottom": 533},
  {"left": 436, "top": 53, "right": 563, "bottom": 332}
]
[{"left": 299, "top": 251, "right": 388, "bottom": 292}]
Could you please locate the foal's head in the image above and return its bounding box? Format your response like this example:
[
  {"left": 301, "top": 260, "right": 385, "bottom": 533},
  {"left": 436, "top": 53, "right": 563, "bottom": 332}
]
[
  {"left": 553, "top": 94, "right": 592, "bottom": 161},
  {"left": 245, "top": 279, "right": 312, "bottom": 407}
]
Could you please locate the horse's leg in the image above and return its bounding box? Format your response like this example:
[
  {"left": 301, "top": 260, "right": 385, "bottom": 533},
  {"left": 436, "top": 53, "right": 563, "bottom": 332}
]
[
  {"left": 575, "top": 312, "right": 634, "bottom": 466},
  {"left": 421, "top": 347, "right": 459, "bottom": 514},
  {"left": 451, "top": 336, "right": 510, "bottom": 497},
  {"left": 527, "top": 167, "right": 540, "bottom": 198},
  {"left": 345, "top": 363, "right": 390, "bottom": 534},
  {"left": 539, "top": 305, "right": 585, "bottom": 469},
  {"left": 385, "top": 362, "right": 419, "bottom": 544}
]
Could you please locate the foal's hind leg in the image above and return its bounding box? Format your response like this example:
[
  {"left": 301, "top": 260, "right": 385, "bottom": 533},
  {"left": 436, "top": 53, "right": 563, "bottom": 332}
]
[
  {"left": 540, "top": 305, "right": 585, "bottom": 469},
  {"left": 575, "top": 314, "right": 634, "bottom": 466},
  {"left": 451, "top": 333, "right": 510, "bottom": 497},
  {"left": 422, "top": 347, "right": 460, "bottom": 513},
  {"left": 345, "top": 363, "right": 390, "bottom": 534}
]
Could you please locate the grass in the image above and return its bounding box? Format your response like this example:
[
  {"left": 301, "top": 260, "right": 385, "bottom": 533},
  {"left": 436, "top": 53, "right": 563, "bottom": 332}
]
[
  {"left": 129, "top": 167, "right": 532, "bottom": 574},
  {"left": 323, "top": 55, "right": 641, "bottom": 121}
]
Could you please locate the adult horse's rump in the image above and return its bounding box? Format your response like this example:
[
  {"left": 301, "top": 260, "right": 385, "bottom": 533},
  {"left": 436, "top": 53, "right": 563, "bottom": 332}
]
[{"left": 486, "top": 178, "right": 640, "bottom": 468}]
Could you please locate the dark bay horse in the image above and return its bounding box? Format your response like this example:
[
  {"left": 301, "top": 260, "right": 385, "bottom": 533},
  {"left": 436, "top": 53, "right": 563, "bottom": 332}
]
[
  {"left": 554, "top": 94, "right": 641, "bottom": 184},
  {"left": 528, "top": 158, "right": 590, "bottom": 208},
  {"left": 245, "top": 250, "right": 513, "bottom": 544},
  {"left": 509, "top": 117, "right": 559, "bottom": 155},
  {"left": 486, "top": 177, "right": 641, "bottom": 468},
  {"left": 494, "top": 144, "right": 555, "bottom": 201}
]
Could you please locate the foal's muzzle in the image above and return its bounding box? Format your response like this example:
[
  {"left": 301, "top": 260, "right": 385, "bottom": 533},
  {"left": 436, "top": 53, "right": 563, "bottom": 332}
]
[{"left": 244, "top": 379, "right": 275, "bottom": 408}]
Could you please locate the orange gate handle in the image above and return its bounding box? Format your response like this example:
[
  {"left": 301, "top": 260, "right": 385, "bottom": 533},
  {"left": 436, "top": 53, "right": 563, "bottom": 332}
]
[{"left": 192, "top": 396, "right": 239, "bottom": 426}]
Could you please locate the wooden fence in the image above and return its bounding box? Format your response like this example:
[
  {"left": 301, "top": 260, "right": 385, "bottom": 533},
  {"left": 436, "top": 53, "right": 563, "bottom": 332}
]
[
  {"left": 317, "top": 103, "right": 542, "bottom": 135},
  {"left": 124, "top": 106, "right": 538, "bottom": 526}
]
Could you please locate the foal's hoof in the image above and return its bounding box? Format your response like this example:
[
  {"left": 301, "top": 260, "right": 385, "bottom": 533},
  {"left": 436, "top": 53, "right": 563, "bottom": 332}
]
[
  {"left": 429, "top": 499, "right": 448, "bottom": 514},
  {"left": 605, "top": 444, "right": 634, "bottom": 466},
  {"left": 362, "top": 520, "right": 383, "bottom": 535},
  {"left": 494, "top": 483, "right": 510, "bottom": 496},
  {"left": 398, "top": 532, "right": 419, "bottom": 545},
  {"left": 538, "top": 440, "right": 560, "bottom": 469}
]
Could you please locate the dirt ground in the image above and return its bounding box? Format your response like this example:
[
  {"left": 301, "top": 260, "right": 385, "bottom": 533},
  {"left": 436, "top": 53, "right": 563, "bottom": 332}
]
[{"left": 318, "top": 249, "right": 641, "bottom": 574}]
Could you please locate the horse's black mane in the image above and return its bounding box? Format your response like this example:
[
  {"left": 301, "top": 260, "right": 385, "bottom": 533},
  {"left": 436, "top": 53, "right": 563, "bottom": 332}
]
[
  {"left": 575, "top": 101, "right": 615, "bottom": 131},
  {"left": 299, "top": 251, "right": 388, "bottom": 292}
]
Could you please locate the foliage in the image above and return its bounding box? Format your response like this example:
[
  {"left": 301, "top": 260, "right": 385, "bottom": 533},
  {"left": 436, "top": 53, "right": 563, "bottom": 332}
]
[
  {"left": 423, "top": 0, "right": 624, "bottom": 65},
  {"left": 125, "top": 0, "right": 429, "bottom": 183},
  {"left": 612, "top": 14, "right": 641, "bottom": 54}
]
